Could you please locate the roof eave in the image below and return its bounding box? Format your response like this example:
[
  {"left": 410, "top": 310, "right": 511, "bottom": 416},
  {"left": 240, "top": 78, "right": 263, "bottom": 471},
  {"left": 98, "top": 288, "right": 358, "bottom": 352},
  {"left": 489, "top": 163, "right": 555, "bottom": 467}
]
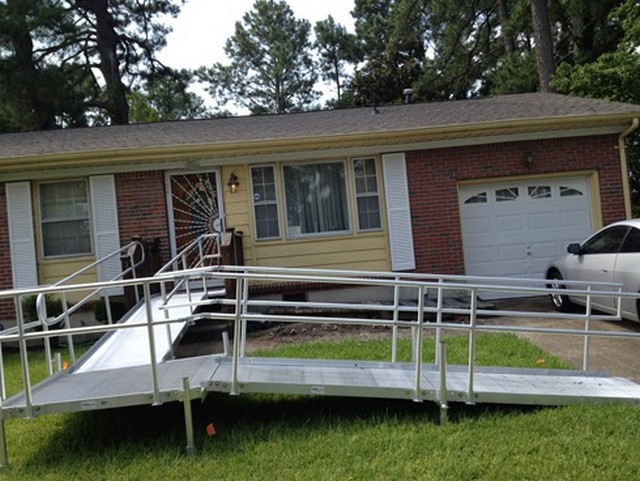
[{"left": 0, "top": 113, "right": 636, "bottom": 174}]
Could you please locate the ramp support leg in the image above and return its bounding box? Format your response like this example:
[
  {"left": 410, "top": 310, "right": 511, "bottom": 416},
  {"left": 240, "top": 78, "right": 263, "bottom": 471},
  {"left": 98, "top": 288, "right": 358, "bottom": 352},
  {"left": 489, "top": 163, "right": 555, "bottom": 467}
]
[
  {"left": 182, "top": 377, "right": 197, "bottom": 457},
  {"left": 438, "top": 339, "right": 449, "bottom": 426},
  {"left": 0, "top": 417, "right": 8, "bottom": 471}
]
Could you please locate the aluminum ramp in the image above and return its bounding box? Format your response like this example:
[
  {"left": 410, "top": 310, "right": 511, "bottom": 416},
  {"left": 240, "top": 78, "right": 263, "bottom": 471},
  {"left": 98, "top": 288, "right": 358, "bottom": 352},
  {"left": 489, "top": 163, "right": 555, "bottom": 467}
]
[
  {"left": 5, "top": 356, "right": 640, "bottom": 420},
  {"left": 203, "top": 357, "right": 640, "bottom": 405},
  {"left": 74, "top": 292, "right": 208, "bottom": 373}
]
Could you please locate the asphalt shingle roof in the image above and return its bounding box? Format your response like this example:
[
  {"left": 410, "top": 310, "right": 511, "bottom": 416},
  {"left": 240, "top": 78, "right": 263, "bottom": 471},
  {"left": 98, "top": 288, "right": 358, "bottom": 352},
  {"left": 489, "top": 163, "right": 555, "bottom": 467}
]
[{"left": 1, "top": 93, "right": 640, "bottom": 160}]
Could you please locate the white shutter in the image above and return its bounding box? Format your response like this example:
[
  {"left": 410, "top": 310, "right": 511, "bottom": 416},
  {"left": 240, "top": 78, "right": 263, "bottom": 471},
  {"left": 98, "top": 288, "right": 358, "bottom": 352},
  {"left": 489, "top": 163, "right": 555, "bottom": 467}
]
[
  {"left": 6, "top": 182, "right": 38, "bottom": 288},
  {"left": 382, "top": 153, "right": 415, "bottom": 271},
  {"left": 90, "top": 175, "right": 122, "bottom": 294}
]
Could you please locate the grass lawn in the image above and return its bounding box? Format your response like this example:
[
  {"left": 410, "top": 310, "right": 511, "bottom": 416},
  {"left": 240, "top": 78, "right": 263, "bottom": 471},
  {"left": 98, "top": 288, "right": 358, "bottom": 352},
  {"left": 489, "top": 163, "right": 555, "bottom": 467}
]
[{"left": 2, "top": 333, "right": 640, "bottom": 480}]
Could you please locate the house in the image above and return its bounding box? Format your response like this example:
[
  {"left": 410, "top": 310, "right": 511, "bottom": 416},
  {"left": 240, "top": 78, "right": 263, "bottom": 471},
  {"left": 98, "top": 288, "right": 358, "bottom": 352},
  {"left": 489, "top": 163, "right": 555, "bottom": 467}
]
[{"left": 0, "top": 92, "right": 639, "bottom": 320}]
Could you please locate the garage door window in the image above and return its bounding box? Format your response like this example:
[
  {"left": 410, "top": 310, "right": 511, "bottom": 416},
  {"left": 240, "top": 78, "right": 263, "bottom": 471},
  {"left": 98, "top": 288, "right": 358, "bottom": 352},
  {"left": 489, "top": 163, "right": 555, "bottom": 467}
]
[
  {"left": 528, "top": 186, "right": 551, "bottom": 199},
  {"left": 560, "top": 186, "right": 583, "bottom": 197},
  {"left": 496, "top": 187, "right": 519, "bottom": 201},
  {"left": 464, "top": 192, "right": 487, "bottom": 204}
]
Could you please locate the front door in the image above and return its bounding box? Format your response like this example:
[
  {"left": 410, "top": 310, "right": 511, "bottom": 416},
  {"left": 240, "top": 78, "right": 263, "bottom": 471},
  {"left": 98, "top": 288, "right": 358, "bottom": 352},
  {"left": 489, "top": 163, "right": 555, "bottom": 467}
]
[{"left": 167, "top": 171, "right": 224, "bottom": 266}]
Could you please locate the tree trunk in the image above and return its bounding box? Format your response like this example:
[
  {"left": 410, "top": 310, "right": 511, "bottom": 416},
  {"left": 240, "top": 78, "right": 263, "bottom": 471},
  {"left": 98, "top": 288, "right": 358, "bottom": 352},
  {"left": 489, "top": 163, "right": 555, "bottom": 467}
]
[
  {"left": 497, "top": 0, "right": 515, "bottom": 55},
  {"left": 530, "top": 0, "right": 556, "bottom": 92},
  {"left": 79, "top": 0, "right": 129, "bottom": 124}
]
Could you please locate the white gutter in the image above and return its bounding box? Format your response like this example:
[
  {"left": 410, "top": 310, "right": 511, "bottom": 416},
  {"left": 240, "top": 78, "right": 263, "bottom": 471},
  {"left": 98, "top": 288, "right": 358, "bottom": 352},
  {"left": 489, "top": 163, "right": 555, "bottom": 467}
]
[{"left": 618, "top": 117, "right": 639, "bottom": 219}]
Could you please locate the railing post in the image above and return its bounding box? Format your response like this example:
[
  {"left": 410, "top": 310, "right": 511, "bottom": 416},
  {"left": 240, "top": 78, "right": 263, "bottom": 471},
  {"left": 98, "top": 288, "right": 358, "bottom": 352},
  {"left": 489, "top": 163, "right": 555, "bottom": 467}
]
[
  {"left": 61, "top": 292, "right": 75, "bottom": 364},
  {"left": 391, "top": 278, "right": 400, "bottom": 363},
  {"left": 0, "top": 343, "right": 5, "bottom": 400},
  {"left": 582, "top": 286, "right": 593, "bottom": 371},
  {"left": 240, "top": 276, "right": 250, "bottom": 357},
  {"left": 413, "top": 285, "right": 425, "bottom": 402},
  {"left": 231, "top": 276, "right": 244, "bottom": 395},
  {"left": 143, "top": 282, "right": 161, "bottom": 405},
  {"left": 16, "top": 297, "right": 34, "bottom": 417},
  {"left": 434, "top": 278, "right": 444, "bottom": 365},
  {"left": 467, "top": 290, "right": 478, "bottom": 404}
]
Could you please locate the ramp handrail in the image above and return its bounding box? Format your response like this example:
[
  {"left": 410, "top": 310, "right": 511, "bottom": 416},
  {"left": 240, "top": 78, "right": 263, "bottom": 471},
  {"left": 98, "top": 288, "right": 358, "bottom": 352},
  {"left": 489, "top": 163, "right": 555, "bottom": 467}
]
[
  {"left": 1, "top": 265, "right": 639, "bottom": 424},
  {"left": 31, "top": 240, "right": 145, "bottom": 375}
]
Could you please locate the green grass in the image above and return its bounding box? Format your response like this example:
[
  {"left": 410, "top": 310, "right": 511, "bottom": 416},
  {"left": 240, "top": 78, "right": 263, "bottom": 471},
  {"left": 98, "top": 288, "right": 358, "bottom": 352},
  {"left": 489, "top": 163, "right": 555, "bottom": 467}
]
[{"left": 2, "top": 334, "right": 639, "bottom": 480}]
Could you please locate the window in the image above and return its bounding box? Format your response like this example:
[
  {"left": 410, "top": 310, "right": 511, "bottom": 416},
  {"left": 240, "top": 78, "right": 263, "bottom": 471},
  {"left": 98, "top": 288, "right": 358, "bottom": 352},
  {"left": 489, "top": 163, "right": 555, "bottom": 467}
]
[
  {"left": 251, "top": 166, "right": 280, "bottom": 239},
  {"left": 620, "top": 228, "right": 640, "bottom": 253},
  {"left": 581, "top": 226, "right": 628, "bottom": 255},
  {"left": 464, "top": 192, "right": 487, "bottom": 204},
  {"left": 283, "top": 162, "right": 350, "bottom": 237},
  {"left": 39, "top": 180, "right": 92, "bottom": 257},
  {"left": 560, "top": 186, "right": 583, "bottom": 197},
  {"left": 353, "top": 158, "right": 381, "bottom": 230},
  {"left": 528, "top": 185, "right": 551, "bottom": 199},
  {"left": 496, "top": 187, "right": 519, "bottom": 201}
]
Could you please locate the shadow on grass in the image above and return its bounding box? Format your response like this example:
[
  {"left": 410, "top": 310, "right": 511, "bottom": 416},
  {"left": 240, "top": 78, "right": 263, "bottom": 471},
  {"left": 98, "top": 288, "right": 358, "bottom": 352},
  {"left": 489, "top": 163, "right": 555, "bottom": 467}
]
[{"left": 22, "top": 393, "right": 545, "bottom": 468}]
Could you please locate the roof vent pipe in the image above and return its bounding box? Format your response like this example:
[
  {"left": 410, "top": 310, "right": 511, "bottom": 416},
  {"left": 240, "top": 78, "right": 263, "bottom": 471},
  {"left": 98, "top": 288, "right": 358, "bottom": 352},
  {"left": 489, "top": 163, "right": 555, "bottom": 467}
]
[{"left": 403, "top": 88, "right": 414, "bottom": 104}]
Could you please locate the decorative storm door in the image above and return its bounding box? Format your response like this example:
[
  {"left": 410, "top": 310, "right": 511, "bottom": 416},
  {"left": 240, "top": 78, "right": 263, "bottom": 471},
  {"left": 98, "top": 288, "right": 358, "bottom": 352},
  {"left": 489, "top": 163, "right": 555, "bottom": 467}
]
[{"left": 167, "top": 171, "right": 223, "bottom": 267}]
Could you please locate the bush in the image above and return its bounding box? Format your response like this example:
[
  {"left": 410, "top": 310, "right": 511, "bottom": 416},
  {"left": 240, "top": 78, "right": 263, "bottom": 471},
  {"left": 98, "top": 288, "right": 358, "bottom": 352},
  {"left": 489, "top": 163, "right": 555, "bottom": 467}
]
[
  {"left": 94, "top": 298, "right": 127, "bottom": 323},
  {"left": 21, "top": 294, "right": 64, "bottom": 322}
]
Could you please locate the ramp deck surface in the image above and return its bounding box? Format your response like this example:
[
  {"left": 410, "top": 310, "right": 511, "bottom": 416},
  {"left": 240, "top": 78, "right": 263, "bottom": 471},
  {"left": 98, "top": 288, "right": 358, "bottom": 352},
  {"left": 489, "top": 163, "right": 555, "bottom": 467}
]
[{"left": 4, "top": 354, "right": 640, "bottom": 418}]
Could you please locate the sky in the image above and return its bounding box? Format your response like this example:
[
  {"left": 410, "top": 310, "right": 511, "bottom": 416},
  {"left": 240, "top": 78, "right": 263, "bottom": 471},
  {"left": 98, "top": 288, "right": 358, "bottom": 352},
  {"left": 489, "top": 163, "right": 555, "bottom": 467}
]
[{"left": 158, "top": 0, "right": 357, "bottom": 110}]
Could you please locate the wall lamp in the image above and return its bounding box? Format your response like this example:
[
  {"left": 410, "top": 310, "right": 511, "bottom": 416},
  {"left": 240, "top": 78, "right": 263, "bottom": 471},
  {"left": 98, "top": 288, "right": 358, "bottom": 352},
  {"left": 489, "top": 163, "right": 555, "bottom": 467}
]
[
  {"left": 227, "top": 173, "right": 240, "bottom": 193},
  {"left": 525, "top": 152, "right": 534, "bottom": 170}
]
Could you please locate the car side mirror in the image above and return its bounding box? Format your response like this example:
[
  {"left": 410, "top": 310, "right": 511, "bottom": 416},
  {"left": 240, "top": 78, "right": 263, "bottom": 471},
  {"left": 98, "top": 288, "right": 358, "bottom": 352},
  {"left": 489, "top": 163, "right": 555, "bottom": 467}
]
[{"left": 567, "top": 243, "right": 582, "bottom": 255}]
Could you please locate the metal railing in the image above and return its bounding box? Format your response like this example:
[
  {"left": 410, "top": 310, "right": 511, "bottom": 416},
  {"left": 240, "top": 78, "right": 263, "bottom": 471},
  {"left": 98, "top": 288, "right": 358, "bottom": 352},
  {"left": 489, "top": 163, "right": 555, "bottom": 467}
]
[{"left": 2, "top": 258, "right": 640, "bottom": 420}]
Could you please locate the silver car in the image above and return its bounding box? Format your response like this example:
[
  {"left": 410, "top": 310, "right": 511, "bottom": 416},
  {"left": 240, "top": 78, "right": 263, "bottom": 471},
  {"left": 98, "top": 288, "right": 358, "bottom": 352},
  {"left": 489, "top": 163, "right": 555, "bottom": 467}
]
[{"left": 546, "top": 219, "right": 640, "bottom": 321}]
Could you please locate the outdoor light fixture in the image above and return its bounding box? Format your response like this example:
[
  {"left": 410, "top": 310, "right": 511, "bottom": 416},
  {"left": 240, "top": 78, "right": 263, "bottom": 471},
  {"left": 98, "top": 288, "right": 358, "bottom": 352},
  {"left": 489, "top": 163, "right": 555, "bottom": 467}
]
[
  {"left": 227, "top": 173, "right": 240, "bottom": 193},
  {"left": 525, "top": 152, "right": 534, "bottom": 169}
]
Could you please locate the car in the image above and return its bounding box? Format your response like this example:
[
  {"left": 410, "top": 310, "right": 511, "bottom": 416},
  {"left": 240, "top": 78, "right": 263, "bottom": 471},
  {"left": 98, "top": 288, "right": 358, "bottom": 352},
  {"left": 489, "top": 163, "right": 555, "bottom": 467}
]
[{"left": 545, "top": 219, "right": 640, "bottom": 322}]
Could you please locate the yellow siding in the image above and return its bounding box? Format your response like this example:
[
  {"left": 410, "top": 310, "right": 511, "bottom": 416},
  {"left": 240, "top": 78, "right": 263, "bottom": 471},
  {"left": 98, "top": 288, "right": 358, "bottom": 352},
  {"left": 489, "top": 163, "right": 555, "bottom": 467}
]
[
  {"left": 220, "top": 160, "right": 391, "bottom": 272},
  {"left": 39, "top": 256, "right": 98, "bottom": 303}
]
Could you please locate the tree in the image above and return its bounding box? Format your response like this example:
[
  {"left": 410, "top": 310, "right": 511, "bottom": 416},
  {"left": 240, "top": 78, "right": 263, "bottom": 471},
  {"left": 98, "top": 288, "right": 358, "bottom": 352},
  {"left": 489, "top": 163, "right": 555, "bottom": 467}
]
[
  {"left": 205, "top": 0, "right": 319, "bottom": 115},
  {"left": 72, "top": 0, "right": 186, "bottom": 125},
  {"left": 0, "top": 0, "right": 193, "bottom": 132},
  {"left": 314, "top": 15, "right": 358, "bottom": 105},
  {"left": 349, "top": 0, "right": 426, "bottom": 105},
  {"left": 552, "top": 0, "right": 640, "bottom": 213},
  {"left": 129, "top": 69, "right": 210, "bottom": 123},
  {"left": 530, "top": 0, "right": 555, "bottom": 91},
  {"left": 0, "top": 0, "right": 91, "bottom": 131}
]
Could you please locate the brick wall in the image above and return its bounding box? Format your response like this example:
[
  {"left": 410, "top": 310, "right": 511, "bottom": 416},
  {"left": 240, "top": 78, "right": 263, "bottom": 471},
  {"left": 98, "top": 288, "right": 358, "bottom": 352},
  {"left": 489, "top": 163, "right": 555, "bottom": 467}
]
[
  {"left": 0, "top": 184, "right": 16, "bottom": 319},
  {"left": 406, "top": 135, "right": 626, "bottom": 274},
  {"left": 115, "top": 171, "right": 171, "bottom": 265}
]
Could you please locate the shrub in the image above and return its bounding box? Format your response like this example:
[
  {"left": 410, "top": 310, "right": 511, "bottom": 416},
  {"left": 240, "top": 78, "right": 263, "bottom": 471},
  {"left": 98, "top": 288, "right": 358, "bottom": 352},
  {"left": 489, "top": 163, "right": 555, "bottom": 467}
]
[
  {"left": 21, "top": 294, "right": 64, "bottom": 322},
  {"left": 94, "top": 298, "right": 127, "bottom": 323}
]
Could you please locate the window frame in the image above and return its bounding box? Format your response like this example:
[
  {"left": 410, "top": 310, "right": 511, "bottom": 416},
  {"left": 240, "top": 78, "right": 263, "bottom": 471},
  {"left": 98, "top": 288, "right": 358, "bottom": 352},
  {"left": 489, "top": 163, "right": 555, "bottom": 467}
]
[
  {"left": 352, "top": 156, "right": 382, "bottom": 232},
  {"left": 250, "top": 165, "right": 282, "bottom": 241},
  {"left": 38, "top": 178, "right": 93, "bottom": 259},
  {"left": 281, "top": 159, "right": 352, "bottom": 239}
]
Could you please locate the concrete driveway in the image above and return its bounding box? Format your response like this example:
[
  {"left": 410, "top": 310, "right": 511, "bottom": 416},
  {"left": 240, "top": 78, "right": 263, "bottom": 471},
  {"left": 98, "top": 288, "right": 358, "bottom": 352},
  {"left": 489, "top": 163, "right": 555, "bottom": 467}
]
[{"left": 485, "top": 296, "right": 640, "bottom": 383}]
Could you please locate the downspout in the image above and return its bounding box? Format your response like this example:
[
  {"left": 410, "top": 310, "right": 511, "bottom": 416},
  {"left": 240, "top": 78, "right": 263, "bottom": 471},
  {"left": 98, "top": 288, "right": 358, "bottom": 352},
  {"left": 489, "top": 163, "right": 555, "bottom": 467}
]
[{"left": 618, "top": 117, "right": 639, "bottom": 219}]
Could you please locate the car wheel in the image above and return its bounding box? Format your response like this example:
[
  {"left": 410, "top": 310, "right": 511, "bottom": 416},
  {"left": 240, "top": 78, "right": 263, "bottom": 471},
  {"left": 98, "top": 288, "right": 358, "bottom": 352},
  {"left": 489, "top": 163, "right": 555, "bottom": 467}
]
[{"left": 547, "top": 271, "right": 572, "bottom": 312}]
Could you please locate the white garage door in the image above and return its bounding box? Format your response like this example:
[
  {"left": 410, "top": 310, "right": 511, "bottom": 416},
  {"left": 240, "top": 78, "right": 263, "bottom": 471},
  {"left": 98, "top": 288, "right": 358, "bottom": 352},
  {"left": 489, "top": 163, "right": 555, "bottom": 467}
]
[{"left": 459, "top": 177, "right": 593, "bottom": 285}]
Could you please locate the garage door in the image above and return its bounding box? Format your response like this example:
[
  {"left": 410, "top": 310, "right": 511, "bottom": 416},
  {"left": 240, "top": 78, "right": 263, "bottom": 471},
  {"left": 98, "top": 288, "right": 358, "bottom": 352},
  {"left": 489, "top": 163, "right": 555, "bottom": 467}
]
[{"left": 459, "top": 177, "right": 593, "bottom": 285}]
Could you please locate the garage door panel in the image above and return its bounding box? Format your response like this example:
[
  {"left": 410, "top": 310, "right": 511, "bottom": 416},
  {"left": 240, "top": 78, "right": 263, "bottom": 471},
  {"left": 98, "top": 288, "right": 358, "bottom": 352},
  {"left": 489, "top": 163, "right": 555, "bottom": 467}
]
[
  {"left": 529, "top": 212, "right": 556, "bottom": 229},
  {"left": 499, "top": 244, "right": 527, "bottom": 261},
  {"left": 459, "top": 176, "right": 593, "bottom": 296},
  {"left": 497, "top": 215, "right": 524, "bottom": 233}
]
